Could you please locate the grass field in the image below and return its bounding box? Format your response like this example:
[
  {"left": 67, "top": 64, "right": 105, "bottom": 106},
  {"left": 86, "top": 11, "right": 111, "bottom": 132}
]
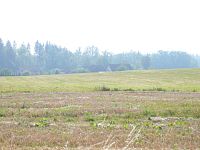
[
  {"left": 0, "top": 68, "right": 200, "bottom": 93},
  {"left": 0, "top": 69, "right": 200, "bottom": 149}
]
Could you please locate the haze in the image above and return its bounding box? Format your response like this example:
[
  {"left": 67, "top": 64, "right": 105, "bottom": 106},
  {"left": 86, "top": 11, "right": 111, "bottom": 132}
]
[{"left": 0, "top": 0, "right": 200, "bottom": 54}]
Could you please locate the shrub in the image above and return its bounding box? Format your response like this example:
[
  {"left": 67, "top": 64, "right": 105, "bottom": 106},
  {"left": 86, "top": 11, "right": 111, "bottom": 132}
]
[
  {"left": 113, "top": 88, "right": 119, "bottom": 91},
  {"left": 192, "top": 89, "right": 197, "bottom": 92},
  {"left": 22, "top": 71, "right": 31, "bottom": 76},
  {"left": 0, "top": 68, "right": 12, "bottom": 76},
  {"left": 95, "top": 85, "right": 110, "bottom": 91},
  {"left": 155, "top": 87, "right": 166, "bottom": 92},
  {"left": 123, "top": 88, "right": 135, "bottom": 91}
]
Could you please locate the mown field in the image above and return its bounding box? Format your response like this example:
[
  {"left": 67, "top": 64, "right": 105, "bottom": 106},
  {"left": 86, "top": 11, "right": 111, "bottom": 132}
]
[
  {"left": 0, "top": 69, "right": 200, "bottom": 149},
  {"left": 0, "top": 68, "right": 200, "bottom": 93}
]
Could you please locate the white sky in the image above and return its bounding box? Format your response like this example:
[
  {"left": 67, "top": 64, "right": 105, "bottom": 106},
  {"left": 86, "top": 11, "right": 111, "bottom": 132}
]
[{"left": 0, "top": 0, "right": 200, "bottom": 54}]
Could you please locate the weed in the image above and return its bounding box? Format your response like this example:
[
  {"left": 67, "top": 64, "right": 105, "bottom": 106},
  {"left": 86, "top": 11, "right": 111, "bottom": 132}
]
[
  {"left": 21, "top": 102, "right": 29, "bottom": 109},
  {"left": 0, "top": 109, "right": 6, "bottom": 117},
  {"left": 192, "top": 89, "right": 197, "bottom": 92},
  {"left": 162, "top": 109, "right": 176, "bottom": 117},
  {"left": 143, "top": 110, "right": 157, "bottom": 117},
  {"left": 175, "top": 120, "right": 188, "bottom": 127},
  {"left": 84, "top": 112, "right": 95, "bottom": 122},
  {"left": 143, "top": 121, "right": 153, "bottom": 128},
  {"left": 65, "top": 117, "right": 76, "bottom": 122},
  {"left": 35, "top": 118, "right": 50, "bottom": 127}
]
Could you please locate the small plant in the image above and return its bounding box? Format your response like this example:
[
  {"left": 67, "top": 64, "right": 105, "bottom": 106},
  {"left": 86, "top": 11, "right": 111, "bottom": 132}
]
[
  {"left": 21, "top": 102, "right": 28, "bottom": 109},
  {"left": 143, "top": 110, "right": 157, "bottom": 117},
  {"left": 65, "top": 117, "right": 76, "bottom": 122},
  {"left": 84, "top": 112, "right": 95, "bottom": 122},
  {"left": 175, "top": 120, "right": 188, "bottom": 127},
  {"left": 162, "top": 109, "right": 176, "bottom": 117},
  {"left": 168, "top": 122, "right": 175, "bottom": 127},
  {"left": 192, "top": 89, "right": 197, "bottom": 92},
  {"left": 85, "top": 116, "right": 95, "bottom": 122},
  {"left": 0, "top": 109, "right": 6, "bottom": 117},
  {"left": 35, "top": 118, "right": 50, "bottom": 127},
  {"left": 90, "top": 122, "right": 98, "bottom": 128},
  {"left": 153, "top": 124, "right": 163, "bottom": 130},
  {"left": 143, "top": 121, "right": 153, "bottom": 128},
  {"left": 123, "top": 123, "right": 129, "bottom": 129}
]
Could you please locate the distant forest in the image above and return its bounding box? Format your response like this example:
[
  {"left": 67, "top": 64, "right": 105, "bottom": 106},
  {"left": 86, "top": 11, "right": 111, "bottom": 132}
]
[{"left": 0, "top": 38, "right": 200, "bottom": 76}]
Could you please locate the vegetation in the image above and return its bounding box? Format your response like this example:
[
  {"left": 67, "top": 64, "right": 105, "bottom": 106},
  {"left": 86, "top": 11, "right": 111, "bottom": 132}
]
[
  {"left": 0, "top": 52, "right": 200, "bottom": 149},
  {"left": 0, "top": 92, "right": 199, "bottom": 149},
  {"left": 0, "top": 68, "right": 200, "bottom": 93},
  {"left": 0, "top": 38, "right": 200, "bottom": 76}
]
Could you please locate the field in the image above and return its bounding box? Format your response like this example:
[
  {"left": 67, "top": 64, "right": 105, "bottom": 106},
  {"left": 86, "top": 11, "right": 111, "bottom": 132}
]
[
  {"left": 0, "top": 69, "right": 200, "bottom": 149},
  {"left": 0, "top": 69, "right": 200, "bottom": 93}
]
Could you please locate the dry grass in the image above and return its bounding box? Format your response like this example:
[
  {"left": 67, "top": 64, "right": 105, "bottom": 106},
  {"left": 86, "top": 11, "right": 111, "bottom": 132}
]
[{"left": 0, "top": 91, "right": 200, "bottom": 149}]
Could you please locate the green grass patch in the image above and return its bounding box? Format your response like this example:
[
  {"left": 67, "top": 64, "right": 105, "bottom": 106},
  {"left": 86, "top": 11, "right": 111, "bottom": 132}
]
[
  {"left": 0, "top": 68, "right": 200, "bottom": 93},
  {"left": 0, "top": 108, "right": 6, "bottom": 117},
  {"left": 34, "top": 118, "right": 50, "bottom": 127}
]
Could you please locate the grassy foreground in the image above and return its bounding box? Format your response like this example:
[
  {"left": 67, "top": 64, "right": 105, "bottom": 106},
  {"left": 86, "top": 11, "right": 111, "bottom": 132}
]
[{"left": 0, "top": 68, "right": 200, "bottom": 93}]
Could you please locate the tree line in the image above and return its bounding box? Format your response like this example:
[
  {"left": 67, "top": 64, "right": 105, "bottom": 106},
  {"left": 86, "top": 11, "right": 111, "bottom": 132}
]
[{"left": 0, "top": 38, "right": 199, "bottom": 76}]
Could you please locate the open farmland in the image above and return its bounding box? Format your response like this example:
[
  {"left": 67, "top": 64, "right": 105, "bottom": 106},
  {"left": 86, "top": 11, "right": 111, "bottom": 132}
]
[
  {"left": 0, "top": 69, "right": 200, "bottom": 93},
  {"left": 0, "top": 69, "right": 200, "bottom": 149}
]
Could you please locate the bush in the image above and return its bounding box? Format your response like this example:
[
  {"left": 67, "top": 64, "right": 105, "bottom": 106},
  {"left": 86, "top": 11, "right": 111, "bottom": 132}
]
[
  {"left": 96, "top": 85, "right": 111, "bottom": 91},
  {"left": 0, "top": 68, "right": 12, "bottom": 76},
  {"left": 22, "top": 71, "right": 31, "bottom": 76},
  {"left": 113, "top": 88, "right": 119, "bottom": 91}
]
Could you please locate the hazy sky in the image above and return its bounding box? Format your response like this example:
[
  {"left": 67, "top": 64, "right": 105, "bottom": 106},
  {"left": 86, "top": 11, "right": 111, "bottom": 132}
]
[{"left": 0, "top": 0, "right": 200, "bottom": 54}]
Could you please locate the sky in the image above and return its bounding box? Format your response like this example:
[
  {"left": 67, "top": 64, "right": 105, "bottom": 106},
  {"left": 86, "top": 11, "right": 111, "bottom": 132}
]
[{"left": 0, "top": 0, "right": 200, "bottom": 54}]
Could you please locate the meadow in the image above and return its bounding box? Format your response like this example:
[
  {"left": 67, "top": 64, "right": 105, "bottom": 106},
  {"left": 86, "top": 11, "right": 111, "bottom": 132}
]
[
  {"left": 0, "top": 68, "right": 200, "bottom": 149},
  {"left": 0, "top": 68, "right": 200, "bottom": 93}
]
